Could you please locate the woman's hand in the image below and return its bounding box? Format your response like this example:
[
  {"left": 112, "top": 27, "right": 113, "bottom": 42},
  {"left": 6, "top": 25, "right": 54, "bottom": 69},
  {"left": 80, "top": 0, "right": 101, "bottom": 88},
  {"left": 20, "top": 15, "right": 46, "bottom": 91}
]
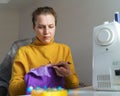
[{"left": 52, "top": 61, "right": 71, "bottom": 77}]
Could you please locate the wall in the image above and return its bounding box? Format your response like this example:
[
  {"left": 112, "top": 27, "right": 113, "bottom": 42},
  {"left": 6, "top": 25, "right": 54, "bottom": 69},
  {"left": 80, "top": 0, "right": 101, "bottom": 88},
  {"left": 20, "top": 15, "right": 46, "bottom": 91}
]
[
  {"left": 0, "top": 7, "right": 19, "bottom": 63},
  {"left": 19, "top": 6, "right": 36, "bottom": 39},
  {"left": 18, "top": 0, "right": 120, "bottom": 85}
]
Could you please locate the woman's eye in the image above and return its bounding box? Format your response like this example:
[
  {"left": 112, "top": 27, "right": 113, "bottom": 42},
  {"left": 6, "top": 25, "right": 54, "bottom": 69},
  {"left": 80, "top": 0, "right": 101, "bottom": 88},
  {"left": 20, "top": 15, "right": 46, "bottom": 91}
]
[
  {"left": 38, "top": 26, "right": 43, "bottom": 29},
  {"left": 49, "top": 25, "right": 54, "bottom": 28},
  {"left": 37, "top": 25, "right": 55, "bottom": 29}
]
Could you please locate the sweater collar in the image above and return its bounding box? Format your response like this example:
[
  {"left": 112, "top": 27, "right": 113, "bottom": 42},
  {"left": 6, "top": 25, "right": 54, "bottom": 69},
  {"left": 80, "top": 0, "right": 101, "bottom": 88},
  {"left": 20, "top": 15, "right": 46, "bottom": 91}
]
[{"left": 32, "top": 37, "right": 54, "bottom": 46}]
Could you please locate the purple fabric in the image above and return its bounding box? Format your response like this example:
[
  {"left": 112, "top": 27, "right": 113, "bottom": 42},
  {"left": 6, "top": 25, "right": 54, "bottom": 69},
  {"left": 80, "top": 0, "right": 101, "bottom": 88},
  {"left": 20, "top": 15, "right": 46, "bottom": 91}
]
[{"left": 24, "top": 65, "right": 65, "bottom": 94}]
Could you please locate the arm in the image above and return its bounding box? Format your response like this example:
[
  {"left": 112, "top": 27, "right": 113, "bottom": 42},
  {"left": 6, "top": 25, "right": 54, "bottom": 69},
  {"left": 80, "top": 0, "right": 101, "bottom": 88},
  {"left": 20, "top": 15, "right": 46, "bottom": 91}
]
[
  {"left": 53, "top": 46, "right": 80, "bottom": 89},
  {"left": 64, "top": 48, "right": 80, "bottom": 88},
  {"left": 9, "top": 48, "right": 29, "bottom": 96}
]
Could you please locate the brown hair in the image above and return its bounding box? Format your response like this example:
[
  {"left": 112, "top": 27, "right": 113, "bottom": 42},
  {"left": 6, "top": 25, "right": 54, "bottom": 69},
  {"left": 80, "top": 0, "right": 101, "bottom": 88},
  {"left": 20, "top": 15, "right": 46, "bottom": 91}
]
[{"left": 32, "top": 6, "right": 57, "bottom": 27}]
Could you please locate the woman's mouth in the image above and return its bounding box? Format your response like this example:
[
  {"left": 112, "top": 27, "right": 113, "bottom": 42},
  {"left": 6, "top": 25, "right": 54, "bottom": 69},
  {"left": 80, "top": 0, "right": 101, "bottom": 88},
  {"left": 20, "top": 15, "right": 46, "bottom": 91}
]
[{"left": 44, "top": 36, "right": 50, "bottom": 40}]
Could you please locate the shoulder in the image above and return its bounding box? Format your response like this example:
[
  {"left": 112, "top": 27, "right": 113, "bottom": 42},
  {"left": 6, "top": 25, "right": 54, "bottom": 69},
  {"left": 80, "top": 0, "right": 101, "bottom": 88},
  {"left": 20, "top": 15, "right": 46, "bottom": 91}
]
[
  {"left": 54, "top": 42, "right": 70, "bottom": 49},
  {"left": 18, "top": 44, "right": 31, "bottom": 51},
  {"left": 15, "top": 45, "right": 32, "bottom": 57}
]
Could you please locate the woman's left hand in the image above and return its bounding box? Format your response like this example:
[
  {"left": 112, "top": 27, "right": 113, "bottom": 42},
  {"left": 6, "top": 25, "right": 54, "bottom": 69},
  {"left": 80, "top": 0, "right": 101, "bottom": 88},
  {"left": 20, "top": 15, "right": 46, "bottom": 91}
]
[{"left": 52, "top": 61, "right": 71, "bottom": 77}]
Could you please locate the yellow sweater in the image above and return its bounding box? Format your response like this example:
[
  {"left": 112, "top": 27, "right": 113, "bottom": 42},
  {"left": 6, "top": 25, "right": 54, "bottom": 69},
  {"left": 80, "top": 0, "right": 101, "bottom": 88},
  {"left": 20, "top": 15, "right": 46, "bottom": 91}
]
[{"left": 9, "top": 38, "right": 79, "bottom": 96}]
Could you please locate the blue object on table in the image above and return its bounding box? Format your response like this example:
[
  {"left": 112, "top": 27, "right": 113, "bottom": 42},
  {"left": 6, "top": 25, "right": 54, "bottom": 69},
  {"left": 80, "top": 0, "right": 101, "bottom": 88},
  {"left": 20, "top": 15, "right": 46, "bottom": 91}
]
[{"left": 26, "top": 86, "right": 33, "bottom": 94}]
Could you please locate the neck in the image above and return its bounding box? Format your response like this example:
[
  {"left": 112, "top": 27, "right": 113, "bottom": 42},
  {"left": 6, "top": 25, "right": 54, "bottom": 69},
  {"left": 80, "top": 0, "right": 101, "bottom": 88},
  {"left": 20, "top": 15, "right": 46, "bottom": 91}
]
[{"left": 33, "top": 37, "right": 54, "bottom": 46}]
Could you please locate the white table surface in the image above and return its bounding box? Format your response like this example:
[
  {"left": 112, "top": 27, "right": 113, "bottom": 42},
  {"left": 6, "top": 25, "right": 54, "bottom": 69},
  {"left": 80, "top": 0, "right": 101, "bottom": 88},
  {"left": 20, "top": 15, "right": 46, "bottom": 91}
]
[
  {"left": 20, "top": 86, "right": 120, "bottom": 96},
  {"left": 69, "top": 86, "right": 120, "bottom": 96}
]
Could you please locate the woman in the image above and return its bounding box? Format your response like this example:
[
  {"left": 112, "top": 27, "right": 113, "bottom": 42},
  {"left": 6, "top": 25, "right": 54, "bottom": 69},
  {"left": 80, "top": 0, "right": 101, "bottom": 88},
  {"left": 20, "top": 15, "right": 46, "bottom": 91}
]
[{"left": 9, "top": 6, "right": 80, "bottom": 96}]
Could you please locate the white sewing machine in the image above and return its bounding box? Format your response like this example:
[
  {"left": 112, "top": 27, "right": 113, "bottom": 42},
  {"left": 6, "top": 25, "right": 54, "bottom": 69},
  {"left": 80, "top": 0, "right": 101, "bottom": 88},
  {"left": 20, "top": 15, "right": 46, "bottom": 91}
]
[{"left": 92, "top": 17, "right": 120, "bottom": 90}]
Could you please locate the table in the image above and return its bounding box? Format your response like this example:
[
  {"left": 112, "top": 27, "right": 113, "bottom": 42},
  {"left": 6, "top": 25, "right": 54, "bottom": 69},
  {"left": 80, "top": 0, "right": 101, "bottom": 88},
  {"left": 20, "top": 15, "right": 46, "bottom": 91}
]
[
  {"left": 21, "top": 86, "right": 120, "bottom": 96},
  {"left": 69, "top": 86, "right": 120, "bottom": 96}
]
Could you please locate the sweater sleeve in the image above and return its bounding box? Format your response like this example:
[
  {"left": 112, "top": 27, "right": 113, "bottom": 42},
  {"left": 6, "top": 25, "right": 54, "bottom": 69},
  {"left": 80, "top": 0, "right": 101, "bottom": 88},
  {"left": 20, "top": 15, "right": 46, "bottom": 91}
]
[
  {"left": 9, "top": 48, "right": 28, "bottom": 96},
  {"left": 64, "top": 46, "right": 80, "bottom": 88}
]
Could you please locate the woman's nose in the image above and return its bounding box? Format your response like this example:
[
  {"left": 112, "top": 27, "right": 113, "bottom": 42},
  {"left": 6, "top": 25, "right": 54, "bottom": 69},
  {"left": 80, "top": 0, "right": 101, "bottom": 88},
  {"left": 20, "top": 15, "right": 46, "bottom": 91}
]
[{"left": 44, "top": 27, "right": 49, "bottom": 34}]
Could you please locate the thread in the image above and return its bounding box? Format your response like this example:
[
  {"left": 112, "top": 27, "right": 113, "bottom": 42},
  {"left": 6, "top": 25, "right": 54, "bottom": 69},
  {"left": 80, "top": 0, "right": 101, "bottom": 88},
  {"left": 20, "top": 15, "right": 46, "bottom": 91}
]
[{"left": 114, "top": 12, "right": 120, "bottom": 23}]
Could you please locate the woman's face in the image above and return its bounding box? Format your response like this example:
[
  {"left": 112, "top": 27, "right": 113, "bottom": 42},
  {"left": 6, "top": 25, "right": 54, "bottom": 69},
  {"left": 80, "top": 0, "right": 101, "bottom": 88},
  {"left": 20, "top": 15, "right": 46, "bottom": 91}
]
[{"left": 33, "top": 14, "right": 56, "bottom": 44}]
